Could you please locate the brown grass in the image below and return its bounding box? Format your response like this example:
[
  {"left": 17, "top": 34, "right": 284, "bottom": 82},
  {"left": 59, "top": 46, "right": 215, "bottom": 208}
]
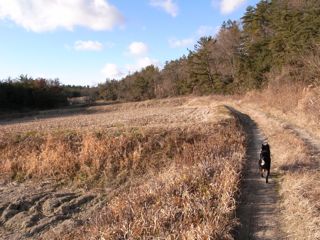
[
  {"left": 62, "top": 118, "right": 246, "bottom": 239},
  {"left": 0, "top": 101, "right": 246, "bottom": 239},
  {"left": 244, "top": 69, "right": 320, "bottom": 138},
  {"left": 281, "top": 172, "right": 320, "bottom": 240},
  {"left": 241, "top": 81, "right": 320, "bottom": 240},
  {"left": 274, "top": 131, "right": 320, "bottom": 240}
]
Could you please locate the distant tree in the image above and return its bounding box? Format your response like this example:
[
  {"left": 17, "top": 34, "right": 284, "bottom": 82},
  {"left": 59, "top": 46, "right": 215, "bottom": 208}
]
[
  {"left": 188, "top": 37, "right": 217, "bottom": 94},
  {"left": 212, "top": 20, "right": 242, "bottom": 92},
  {"left": 239, "top": 1, "right": 273, "bottom": 89},
  {"left": 157, "top": 56, "right": 191, "bottom": 97},
  {"left": 99, "top": 79, "right": 120, "bottom": 101},
  {"left": 129, "top": 65, "right": 159, "bottom": 101},
  {"left": 0, "top": 76, "right": 68, "bottom": 111}
]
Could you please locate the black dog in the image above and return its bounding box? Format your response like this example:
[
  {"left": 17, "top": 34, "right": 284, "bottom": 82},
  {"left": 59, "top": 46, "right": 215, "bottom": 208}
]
[{"left": 259, "top": 143, "right": 271, "bottom": 183}]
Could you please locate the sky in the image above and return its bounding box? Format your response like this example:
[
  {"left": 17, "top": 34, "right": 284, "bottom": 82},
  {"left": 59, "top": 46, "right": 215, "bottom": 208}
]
[{"left": 0, "top": 0, "right": 260, "bottom": 86}]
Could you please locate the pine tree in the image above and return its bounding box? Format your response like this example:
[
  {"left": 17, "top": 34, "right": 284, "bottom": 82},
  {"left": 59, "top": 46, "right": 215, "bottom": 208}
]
[{"left": 188, "top": 37, "right": 216, "bottom": 94}]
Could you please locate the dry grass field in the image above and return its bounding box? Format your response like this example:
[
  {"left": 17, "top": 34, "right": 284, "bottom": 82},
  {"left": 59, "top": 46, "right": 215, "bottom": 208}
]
[
  {"left": 238, "top": 85, "right": 320, "bottom": 240},
  {"left": 1, "top": 92, "right": 319, "bottom": 239},
  {"left": 0, "top": 98, "right": 247, "bottom": 239}
]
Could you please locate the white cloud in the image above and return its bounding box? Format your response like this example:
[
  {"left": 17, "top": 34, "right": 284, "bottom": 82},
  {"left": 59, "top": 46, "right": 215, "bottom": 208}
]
[
  {"left": 0, "top": 0, "right": 124, "bottom": 32},
  {"left": 101, "top": 41, "right": 159, "bottom": 80},
  {"left": 101, "top": 63, "right": 125, "bottom": 80},
  {"left": 128, "top": 42, "right": 149, "bottom": 56},
  {"left": 74, "top": 40, "right": 103, "bottom": 51},
  {"left": 127, "top": 57, "right": 159, "bottom": 72},
  {"left": 102, "top": 57, "right": 159, "bottom": 80},
  {"left": 150, "top": 0, "right": 178, "bottom": 17},
  {"left": 213, "top": 0, "right": 246, "bottom": 14},
  {"left": 197, "top": 25, "right": 220, "bottom": 36},
  {"left": 169, "top": 38, "right": 194, "bottom": 48}
]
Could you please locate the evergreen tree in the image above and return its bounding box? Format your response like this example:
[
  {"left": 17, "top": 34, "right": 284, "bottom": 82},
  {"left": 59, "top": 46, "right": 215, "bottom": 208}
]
[{"left": 188, "top": 37, "right": 216, "bottom": 94}]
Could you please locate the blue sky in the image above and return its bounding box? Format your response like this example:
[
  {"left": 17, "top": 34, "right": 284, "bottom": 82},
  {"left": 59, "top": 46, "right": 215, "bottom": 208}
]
[{"left": 0, "top": 0, "right": 260, "bottom": 86}]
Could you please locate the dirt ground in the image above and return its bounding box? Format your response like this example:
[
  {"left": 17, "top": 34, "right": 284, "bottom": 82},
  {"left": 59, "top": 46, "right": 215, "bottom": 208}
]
[{"left": 0, "top": 179, "right": 106, "bottom": 239}]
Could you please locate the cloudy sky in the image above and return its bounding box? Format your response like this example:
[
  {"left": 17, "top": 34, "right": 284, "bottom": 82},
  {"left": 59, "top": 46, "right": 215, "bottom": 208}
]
[{"left": 0, "top": 0, "right": 260, "bottom": 86}]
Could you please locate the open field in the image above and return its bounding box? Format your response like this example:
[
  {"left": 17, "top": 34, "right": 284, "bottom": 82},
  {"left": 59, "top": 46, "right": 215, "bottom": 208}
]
[
  {"left": 0, "top": 98, "right": 246, "bottom": 239},
  {"left": 1, "top": 1, "right": 319, "bottom": 239},
  {"left": 1, "top": 93, "right": 319, "bottom": 239}
]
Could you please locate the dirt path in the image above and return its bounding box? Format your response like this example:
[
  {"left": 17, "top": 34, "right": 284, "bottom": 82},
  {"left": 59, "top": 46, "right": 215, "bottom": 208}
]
[
  {"left": 227, "top": 107, "right": 283, "bottom": 240},
  {"left": 247, "top": 106, "right": 320, "bottom": 155},
  {"left": 238, "top": 104, "right": 320, "bottom": 170},
  {"left": 229, "top": 103, "right": 320, "bottom": 240}
]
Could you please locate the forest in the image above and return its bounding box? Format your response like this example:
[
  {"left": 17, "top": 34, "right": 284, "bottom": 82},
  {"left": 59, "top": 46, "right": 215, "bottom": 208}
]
[
  {"left": 99, "top": 0, "right": 320, "bottom": 101},
  {"left": 1, "top": 0, "right": 319, "bottom": 109}
]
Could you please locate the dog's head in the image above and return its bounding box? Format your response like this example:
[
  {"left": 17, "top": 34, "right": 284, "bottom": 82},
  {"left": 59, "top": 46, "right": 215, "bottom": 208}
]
[{"left": 261, "top": 143, "right": 270, "bottom": 151}]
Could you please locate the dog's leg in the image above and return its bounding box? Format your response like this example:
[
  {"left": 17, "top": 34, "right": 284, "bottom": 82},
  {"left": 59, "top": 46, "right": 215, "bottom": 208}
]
[
  {"left": 259, "top": 167, "right": 264, "bottom": 177},
  {"left": 266, "top": 169, "right": 270, "bottom": 183}
]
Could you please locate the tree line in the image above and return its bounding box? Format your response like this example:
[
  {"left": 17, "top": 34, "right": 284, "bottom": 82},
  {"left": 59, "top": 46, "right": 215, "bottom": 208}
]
[
  {"left": 1, "top": 0, "right": 319, "bottom": 110},
  {"left": 99, "top": 0, "right": 320, "bottom": 101},
  {"left": 0, "top": 75, "right": 98, "bottom": 111}
]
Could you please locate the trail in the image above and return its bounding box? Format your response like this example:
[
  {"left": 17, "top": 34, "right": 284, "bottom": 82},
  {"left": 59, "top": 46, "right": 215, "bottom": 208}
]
[
  {"left": 228, "top": 103, "right": 320, "bottom": 240},
  {"left": 227, "top": 107, "right": 283, "bottom": 240},
  {"left": 249, "top": 107, "right": 320, "bottom": 157}
]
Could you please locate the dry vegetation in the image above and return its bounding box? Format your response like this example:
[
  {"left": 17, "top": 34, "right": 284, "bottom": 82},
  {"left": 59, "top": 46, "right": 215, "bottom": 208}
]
[
  {"left": 2, "top": 86, "right": 318, "bottom": 239},
  {"left": 268, "top": 129, "right": 319, "bottom": 240},
  {"left": 66, "top": 120, "right": 245, "bottom": 239},
  {"left": 244, "top": 69, "right": 320, "bottom": 138},
  {"left": 0, "top": 99, "right": 246, "bottom": 239},
  {"left": 240, "top": 81, "right": 320, "bottom": 240}
]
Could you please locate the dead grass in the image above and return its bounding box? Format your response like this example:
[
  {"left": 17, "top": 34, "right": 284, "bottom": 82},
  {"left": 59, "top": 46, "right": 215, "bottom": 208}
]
[
  {"left": 243, "top": 72, "right": 320, "bottom": 138},
  {"left": 0, "top": 101, "right": 246, "bottom": 239},
  {"left": 62, "top": 118, "right": 246, "bottom": 239},
  {"left": 1, "top": 124, "right": 233, "bottom": 183},
  {"left": 243, "top": 84, "right": 320, "bottom": 240},
  {"left": 281, "top": 172, "right": 320, "bottom": 240},
  {"left": 263, "top": 121, "right": 319, "bottom": 240},
  {"left": 0, "top": 97, "right": 222, "bottom": 140},
  {"left": 277, "top": 133, "right": 320, "bottom": 240}
]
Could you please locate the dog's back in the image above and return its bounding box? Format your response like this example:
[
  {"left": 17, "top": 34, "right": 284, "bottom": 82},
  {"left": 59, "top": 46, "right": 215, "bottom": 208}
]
[
  {"left": 259, "top": 143, "right": 271, "bottom": 183},
  {"left": 260, "top": 144, "right": 270, "bottom": 166}
]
